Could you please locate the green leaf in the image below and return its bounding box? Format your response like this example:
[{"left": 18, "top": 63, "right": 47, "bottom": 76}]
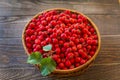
[
  {"left": 43, "top": 44, "right": 52, "bottom": 51},
  {"left": 40, "top": 57, "right": 56, "bottom": 76},
  {"left": 27, "top": 52, "right": 42, "bottom": 64}
]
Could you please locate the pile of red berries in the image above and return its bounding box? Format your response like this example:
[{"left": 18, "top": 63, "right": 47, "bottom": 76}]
[{"left": 25, "top": 10, "right": 98, "bottom": 70}]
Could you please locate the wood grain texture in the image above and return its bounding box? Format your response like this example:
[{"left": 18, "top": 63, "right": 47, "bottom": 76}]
[
  {"left": 0, "top": 0, "right": 120, "bottom": 80},
  {"left": 0, "top": 0, "right": 119, "bottom": 16},
  {"left": 0, "top": 15, "right": 120, "bottom": 38},
  {"left": 0, "top": 64, "right": 120, "bottom": 80}
]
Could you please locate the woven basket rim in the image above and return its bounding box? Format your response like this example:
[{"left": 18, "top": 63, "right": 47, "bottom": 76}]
[{"left": 22, "top": 8, "right": 101, "bottom": 74}]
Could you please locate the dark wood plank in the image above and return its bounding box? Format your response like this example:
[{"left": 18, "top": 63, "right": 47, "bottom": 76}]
[
  {"left": 0, "top": 15, "right": 120, "bottom": 38},
  {"left": 0, "top": 36, "right": 120, "bottom": 67},
  {"left": 39, "top": 0, "right": 119, "bottom": 4},
  {"left": 0, "top": 0, "right": 119, "bottom": 16},
  {"left": 0, "top": 0, "right": 119, "bottom": 4},
  {"left": 0, "top": 64, "right": 120, "bottom": 80}
]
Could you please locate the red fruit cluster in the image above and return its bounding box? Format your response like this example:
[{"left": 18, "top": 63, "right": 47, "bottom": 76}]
[{"left": 25, "top": 10, "right": 98, "bottom": 70}]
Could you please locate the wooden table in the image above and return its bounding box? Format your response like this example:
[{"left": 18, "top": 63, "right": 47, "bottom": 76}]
[{"left": 0, "top": 0, "right": 120, "bottom": 80}]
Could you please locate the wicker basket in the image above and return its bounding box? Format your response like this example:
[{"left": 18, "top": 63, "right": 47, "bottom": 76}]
[{"left": 22, "top": 8, "right": 101, "bottom": 77}]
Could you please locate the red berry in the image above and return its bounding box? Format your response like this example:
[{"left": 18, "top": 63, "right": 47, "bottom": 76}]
[
  {"left": 72, "top": 34, "right": 77, "bottom": 38},
  {"left": 57, "top": 20, "right": 62, "bottom": 24},
  {"left": 79, "top": 38, "right": 84, "bottom": 43},
  {"left": 70, "top": 18, "right": 75, "bottom": 23},
  {"left": 35, "top": 45, "right": 41, "bottom": 50},
  {"left": 80, "top": 59, "right": 86, "bottom": 64},
  {"left": 55, "top": 48, "right": 60, "bottom": 54},
  {"left": 29, "top": 22, "right": 35, "bottom": 29},
  {"left": 53, "top": 15, "right": 58, "bottom": 20},
  {"left": 33, "top": 48, "right": 38, "bottom": 52},
  {"left": 87, "top": 45, "right": 91, "bottom": 49},
  {"left": 38, "top": 35, "right": 43, "bottom": 41},
  {"left": 70, "top": 65, "right": 74, "bottom": 69},
  {"left": 75, "top": 63, "right": 80, "bottom": 67},
  {"left": 66, "top": 52, "right": 74, "bottom": 59},
  {"left": 64, "top": 10, "right": 71, "bottom": 14},
  {"left": 79, "top": 23, "right": 85, "bottom": 29},
  {"left": 39, "top": 25, "right": 46, "bottom": 31},
  {"left": 28, "top": 49, "right": 32, "bottom": 53},
  {"left": 83, "top": 47, "right": 87, "bottom": 52},
  {"left": 90, "top": 28, "right": 95, "bottom": 33},
  {"left": 70, "top": 37, "right": 75, "bottom": 41},
  {"left": 26, "top": 29, "right": 34, "bottom": 35},
  {"left": 51, "top": 20, "right": 56, "bottom": 26},
  {"left": 70, "top": 58, "right": 75, "bottom": 64},
  {"left": 60, "top": 54, "right": 65, "bottom": 58},
  {"left": 31, "top": 35, "right": 36, "bottom": 41},
  {"left": 26, "top": 43, "right": 32, "bottom": 48},
  {"left": 75, "top": 38, "right": 79, "bottom": 44},
  {"left": 61, "top": 47, "right": 66, "bottom": 52},
  {"left": 90, "top": 51, "right": 95, "bottom": 56},
  {"left": 57, "top": 58, "right": 61, "bottom": 63},
  {"left": 63, "top": 67, "right": 67, "bottom": 70},
  {"left": 41, "top": 20, "right": 47, "bottom": 26},
  {"left": 46, "top": 17, "right": 51, "bottom": 22},
  {"left": 31, "top": 18, "right": 36, "bottom": 22},
  {"left": 78, "top": 19, "right": 82, "bottom": 23},
  {"left": 92, "top": 40, "right": 97, "bottom": 45},
  {"left": 64, "top": 42, "right": 69, "bottom": 48},
  {"left": 74, "top": 52, "right": 79, "bottom": 57},
  {"left": 64, "top": 29, "right": 70, "bottom": 35},
  {"left": 56, "top": 30, "right": 62, "bottom": 35},
  {"left": 65, "top": 19, "right": 69, "bottom": 24},
  {"left": 52, "top": 54, "right": 59, "bottom": 61},
  {"left": 35, "top": 39, "right": 41, "bottom": 44},
  {"left": 46, "top": 37, "right": 51, "bottom": 43},
  {"left": 55, "top": 25, "right": 60, "bottom": 29},
  {"left": 55, "top": 44, "right": 59, "bottom": 48},
  {"left": 82, "top": 28, "right": 88, "bottom": 34},
  {"left": 88, "top": 55, "right": 92, "bottom": 60},
  {"left": 41, "top": 41, "right": 46, "bottom": 46},
  {"left": 69, "top": 41, "right": 75, "bottom": 46},
  {"left": 39, "top": 50, "right": 43, "bottom": 54},
  {"left": 52, "top": 33, "right": 57, "bottom": 38},
  {"left": 59, "top": 40, "right": 64, "bottom": 44},
  {"left": 66, "top": 48, "right": 72, "bottom": 52},
  {"left": 78, "top": 49, "right": 84, "bottom": 55},
  {"left": 48, "top": 28, "right": 53, "bottom": 34},
  {"left": 76, "top": 29, "right": 81, "bottom": 34},
  {"left": 77, "top": 44, "right": 82, "bottom": 49},
  {"left": 72, "top": 46, "right": 77, "bottom": 51},
  {"left": 92, "top": 46, "right": 97, "bottom": 51},
  {"left": 72, "top": 29, "right": 76, "bottom": 33},
  {"left": 71, "top": 14, "right": 77, "bottom": 19},
  {"left": 75, "top": 57, "right": 81, "bottom": 63},
  {"left": 53, "top": 28, "right": 57, "bottom": 32},
  {"left": 93, "top": 35, "right": 98, "bottom": 39},
  {"left": 61, "top": 33, "right": 67, "bottom": 39},
  {"left": 59, "top": 63, "right": 65, "bottom": 69},
  {"left": 81, "top": 52, "right": 88, "bottom": 59},
  {"left": 26, "top": 37, "right": 31, "bottom": 42},
  {"left": 65, "top": 60, "right": 71, "bottom": 67},
  {"left": 60, "top": 23, "right": 65, "bottom": 28},
  {"left": 87, "top": 40, "right": 92, "bottom": 45},
  {"left": 52, "top": 38, "right": 58, "bottom": 44}
]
